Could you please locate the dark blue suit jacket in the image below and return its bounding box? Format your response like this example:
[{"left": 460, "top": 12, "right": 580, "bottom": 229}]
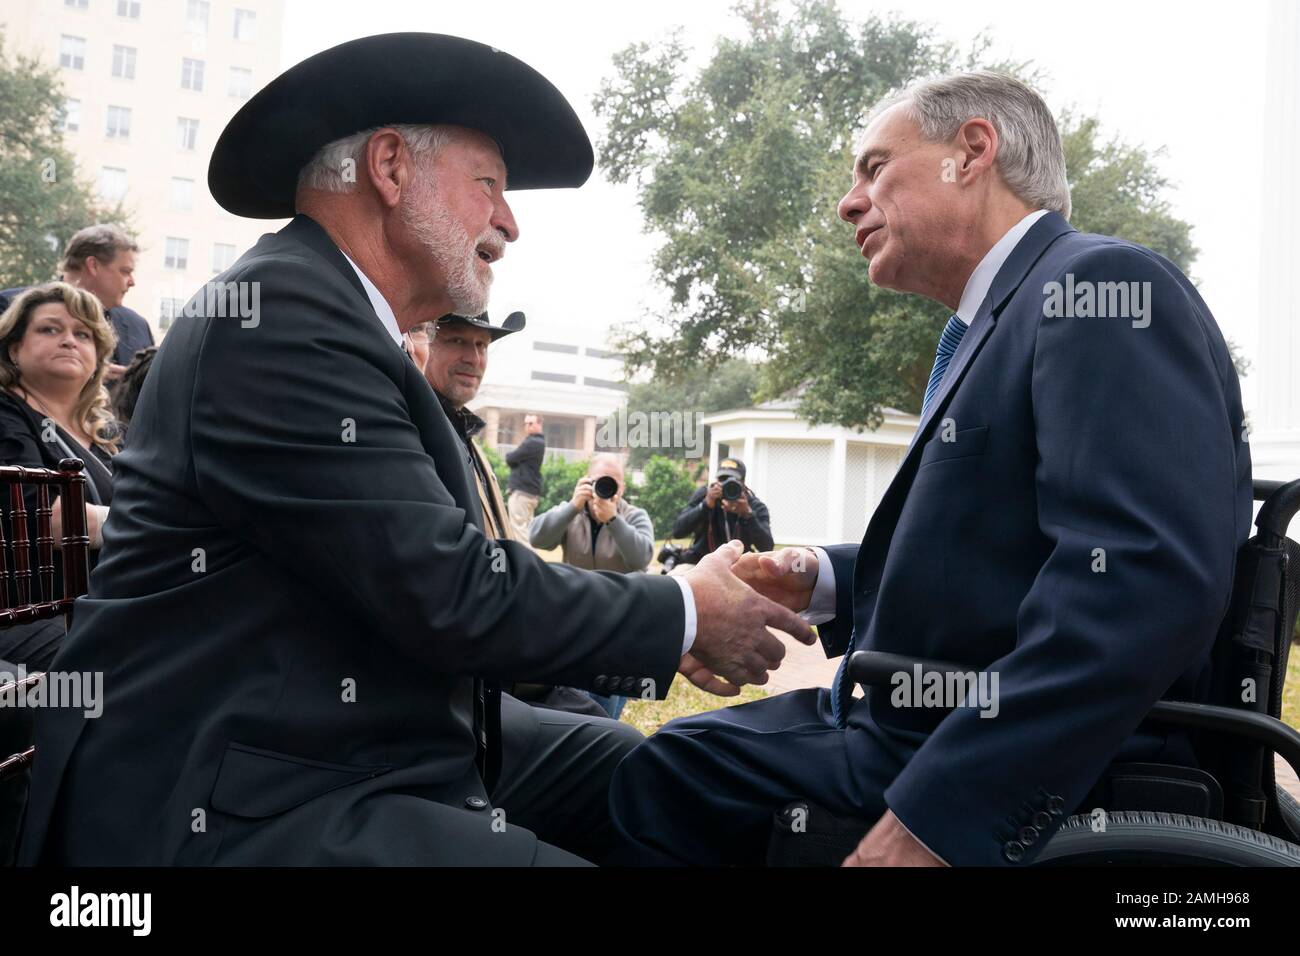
[{"left": 819, "top": 212, "right": 1251, "bottom": 865}]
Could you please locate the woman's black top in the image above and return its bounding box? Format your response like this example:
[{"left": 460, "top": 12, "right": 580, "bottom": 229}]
[{"left": 0, "top": 389, "right": 116, "bottom": 669}]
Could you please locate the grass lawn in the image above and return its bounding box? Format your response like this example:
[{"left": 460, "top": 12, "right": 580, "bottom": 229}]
[
  {"left": 621, "top": 678, "right": 768, "bottom": 736},
  {"left": 1283, "top": 649, "right": 1299, "bottom": 732}
]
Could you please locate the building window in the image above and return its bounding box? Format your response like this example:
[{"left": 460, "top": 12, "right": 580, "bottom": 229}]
[
  {"left": 117, "top": 0, "right": 141, "bottom": 19},
  {"left": 60, "top": 98, "right": 81, "bottom": 133},
  {"left": 112, "top": 45, "right": 137, "bottom": 79},
  {"left": 531, "top": 371, "right": 577, "bottom": 384},
  {"left": 65, "top": 0, "right": 88, "bottom": 9},
  {"left": 177, "top": 117, "right": 199, "bottom": 151},
  {"left": 164, "top": 237, "right": 189, "bottom": 271},
  {"left": 233, "top": 9, "right": 257, "bottom": 41},
  {"left": 227, "top": 66, "right": 252, "bottom": 99},
  {"left": 186, "top": 0, "right": 210, "bottom": 34},
  {"left": 170, "top": 177, "right": 194, "bottom": 211},
  {"left": 159, "top": 298, "right": 183, "bottom": 331},
  {"left": 212, "top": 243, "right": 237, "bottom": 273},
  {"left": 106, "top": 105, "right": 132, "bottom": 139},
  {"left": 59, "top": 35, "right": 86, "bottom": 71},
  {"left": 582, "top": 377, "right": 629, "bottom": 392},
  {"left": 99, "top": 167, "right": 128, "bottom": 203},
  {"left": 585, "top": 346, "right": 620, "bottom": 359},
  {"left": 533, "top": 341, "right": 579, "bottom": 355},
  {"left": 181, "top": 58, "right": 205, "bottom": 92}
]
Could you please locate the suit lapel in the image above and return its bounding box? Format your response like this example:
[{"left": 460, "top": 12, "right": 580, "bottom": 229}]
[{"left": 852, "top": 212, "right": 1077, "bottom": 600}]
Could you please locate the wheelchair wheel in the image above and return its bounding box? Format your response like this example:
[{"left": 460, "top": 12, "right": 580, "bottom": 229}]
[{"left": 1033, "top": 811, "right": 1300, "bottom": 866}]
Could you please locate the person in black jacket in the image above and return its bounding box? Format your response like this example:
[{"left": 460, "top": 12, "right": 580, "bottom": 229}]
[
  {"left": 0, "top": 283, "right": 121, "bottom": 669},
  {"left": 506, "top": 413, "right": 545, "bottom": 541},
  {"left": 17, "top": 33, "right": 811, "bottom": 868},
  {"left": 671, "top": 457, "right": 774, "bottom": 567}
]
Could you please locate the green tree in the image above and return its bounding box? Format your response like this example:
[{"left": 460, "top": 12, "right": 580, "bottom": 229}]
[
  {"left": 609, "top": 358, "right": 760, "bottom": 467},
  {"left": 0, "top": 31, "right": 127, "bottom": 286},
  {"left": 537, "top": 454, "right": 590, "bottom": 515},
  {"left": 593, "top": 0, "right": 1200, "bottom": 428},
  {"left": 476, "top": 439, "right": 511, "bottom": 493},
  {"left": 627, "top": 455, "right": 697, "bottom": 541}
]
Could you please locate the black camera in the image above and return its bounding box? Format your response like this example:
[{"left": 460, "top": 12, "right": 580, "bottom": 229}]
[
  {"left": 721, "top": 478, "right": 744, "bottom": 501},
  {"left": 593, "top": 475, "right": 619, "bottom": 499},
  {"left": 657, "top": 542, "right": 685, "bottom": 574}
]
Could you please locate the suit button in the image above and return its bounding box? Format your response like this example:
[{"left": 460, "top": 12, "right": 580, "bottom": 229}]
[
  {"left": 608, "top": 676, "right": 620, "bottom": 692},
  {"left": 621, "top": 676, "right": 637, "bottom": 693},
  {"left": 1018, "top": 826, "right": 1038, "bottom": 845},
  {"left": 1046, "top": 795, "right": 1065, "bottom": 815},
  {"left": 464, "top": 796, "right": 488, "bottom": 811},
  {"left": 1003, "top": 840, "right": 1025, "bottom": 863},
  {"left": 1033, "top": 811, "right": 1053, "bottom": 829},
  {"left": 593, "top": 675, "right": 607, "bottom": 691}
]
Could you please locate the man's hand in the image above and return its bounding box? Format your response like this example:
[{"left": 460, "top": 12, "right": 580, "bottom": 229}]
[
  {"left": 720, "top": 494, "right": 752, "bottom": 518},
  {"left": 682, "top": 541, "right": 816, "bottom": 691},
  {"left": 677, "top": 651, "right": 740, "bottom": 697},
  {"left": 589, "top": 495, "right": 616, "bottom": 524},
  {"left": 703, "top": 481, "right": 723, "bottom": 509},
  {"left": 569, "top": 477, "right": 594, "bottom": 512},
  {"left": 842, "top": 810, "right": 948, "bottom": 867},
  {"left": 733, "top": 547, "right": 818, "bottom": 613},
  {"left": 103, "top": 362, "right": 129, "bottom": 383}
]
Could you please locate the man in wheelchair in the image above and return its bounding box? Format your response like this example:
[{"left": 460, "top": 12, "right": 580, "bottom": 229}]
[{"left": 606, "top": 71, "right": 1295, "bottom": 866}]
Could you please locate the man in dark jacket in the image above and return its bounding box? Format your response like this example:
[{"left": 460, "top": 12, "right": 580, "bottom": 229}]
[
  {"left": 672, "top": 457, "right": 774, "bottom": 566},
  {"left": 17, "top": 33, "right": 811, "bottom": 868},
  {"left": 506, "top": 413, "right": 545, "bottom": 541}
]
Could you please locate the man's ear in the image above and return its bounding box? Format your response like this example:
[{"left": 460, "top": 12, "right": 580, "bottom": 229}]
[
  {"left": 364, "top": 129, "right": 410, "bottom": 210},
  {"left": 955, "top": 117, "right": 999, "bottom": 181}
]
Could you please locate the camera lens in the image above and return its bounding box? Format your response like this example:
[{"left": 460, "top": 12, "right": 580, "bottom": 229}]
[
  {"left": 721, "top": 478, "right": 743, "bottom": 500},
  {"left": 593, "top": 475, "right": 619, "bottom": 499}
]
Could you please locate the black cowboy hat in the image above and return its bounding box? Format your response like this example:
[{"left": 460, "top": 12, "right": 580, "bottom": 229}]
[
  {"left": 208, "top": 33, "right": 594, "bottom": 219},
  {"left": 436, "top": 310, "right": 525, "bottom": 342}
]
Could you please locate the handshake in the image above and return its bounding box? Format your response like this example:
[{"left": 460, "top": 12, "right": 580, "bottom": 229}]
[{"left": 676, "top": 543, "right": 821, "bottom": 696}]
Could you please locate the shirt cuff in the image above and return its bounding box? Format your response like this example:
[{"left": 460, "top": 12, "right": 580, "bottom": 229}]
[
  {"left": 673, "top": 576, "right": 697, "bottom": 655},
  {"left": 801, "top": 547, "right": 837, "bottom": 625}
]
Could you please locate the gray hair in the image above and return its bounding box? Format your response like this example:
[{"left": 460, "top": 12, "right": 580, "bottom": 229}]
[
  {"left": 295, "top": 124, "right": 459, "bottom": 194},
  {"left": 868, "top": 71, "right": 1071, "bottom": 219},
  {"left": 61, "top": 224, "right": 138, "bottom": 272}
]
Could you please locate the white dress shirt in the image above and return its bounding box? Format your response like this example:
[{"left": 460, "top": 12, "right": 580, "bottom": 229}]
[
  {"left": 801, "top": 209, "right": 1048, "bottom": 625},
  {"left": 339, "top": 250, "right": 697, "bottom": 653}
]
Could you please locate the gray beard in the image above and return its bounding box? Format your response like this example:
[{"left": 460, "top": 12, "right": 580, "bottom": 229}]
[{"left": 402, "top": 188, "right": 492, "bottom": 316}]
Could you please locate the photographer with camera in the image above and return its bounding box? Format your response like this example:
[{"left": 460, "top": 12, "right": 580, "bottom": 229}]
[
  {"left": 530, "top": 454, "right": 656, "bottom": 718},
  {"left": 671, "top": 458, "right": 773, "bottom": 569}
]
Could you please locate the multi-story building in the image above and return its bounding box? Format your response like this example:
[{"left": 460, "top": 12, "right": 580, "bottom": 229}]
[
  {"left": 474, "top": 335, "right": 629, "bottom": 461},
  {"left": 0, "top": 0, "right": 285, "bottom": 340}
]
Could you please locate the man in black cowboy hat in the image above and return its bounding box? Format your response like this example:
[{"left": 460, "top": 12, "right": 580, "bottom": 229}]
[
  {"left": 418, "top": 310, "right": 610, "bottom": 720},
  {"left": 18, "top": 33, "right": 813, "bottom": 867}
]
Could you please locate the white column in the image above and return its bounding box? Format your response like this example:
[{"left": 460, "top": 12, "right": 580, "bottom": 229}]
[
  {"left": 1253, "top": 0, "right": 1300, "bottom": 478},
  {"left": 827, "top": 435, "right": 847, "bottom": 543}
]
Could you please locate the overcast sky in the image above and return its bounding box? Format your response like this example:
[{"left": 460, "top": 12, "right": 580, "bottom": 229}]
[{"left": 279, "top": 0, "right": 1275, "bottom": 393}]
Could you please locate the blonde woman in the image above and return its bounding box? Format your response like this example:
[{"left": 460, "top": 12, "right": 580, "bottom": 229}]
[{"left": 0, "top": 282, "right": 120, "bottom": 668}]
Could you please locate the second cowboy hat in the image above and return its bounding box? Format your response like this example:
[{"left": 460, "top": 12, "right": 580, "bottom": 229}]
[
  {"left": 436, "top": 311, "right": 526, "bottom": 342},
  {"left": 208, "top": 33, "right": 594, "bottom": 219}
]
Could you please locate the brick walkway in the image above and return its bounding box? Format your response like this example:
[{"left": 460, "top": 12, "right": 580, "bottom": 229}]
[{"left": 763, "top": 629, "right": 1300, "bottom": 802}]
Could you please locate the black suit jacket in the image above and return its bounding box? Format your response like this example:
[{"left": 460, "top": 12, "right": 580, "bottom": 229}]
[
  {"left": 818, "top": 213, "right": 1251, "bottom": 865},
  {"left": 18, "top": 215, "right": 683, "bottom": 865}
]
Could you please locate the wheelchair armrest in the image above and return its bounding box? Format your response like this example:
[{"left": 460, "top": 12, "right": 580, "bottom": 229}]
[{"left": 846, "top": 650, "right": 1300, "bottom": 789}]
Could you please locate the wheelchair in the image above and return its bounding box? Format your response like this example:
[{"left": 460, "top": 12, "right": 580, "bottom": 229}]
[{"left": 769, "top": 477, "right": 1300, "bottom": 866}]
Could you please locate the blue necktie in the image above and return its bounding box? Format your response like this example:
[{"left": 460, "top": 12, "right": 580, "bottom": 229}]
[
  {"left": 829, "top": 315, "right": 968, "bottom": 728},
  {"left": 921, "top": 315, "right": 967, "bottom": 419}
]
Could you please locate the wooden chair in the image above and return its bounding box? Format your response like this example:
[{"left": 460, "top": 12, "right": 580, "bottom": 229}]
[{"left": 0, "top": 458, "right": 93, "bottom": 864}]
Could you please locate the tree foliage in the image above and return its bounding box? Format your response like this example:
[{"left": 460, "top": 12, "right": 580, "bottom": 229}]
[
  {"left": 593, "top": 0, "right": 1200, "bottom": 428},
  {"left": 0, "top": 31, "right": 127, "bottom": 286}
]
